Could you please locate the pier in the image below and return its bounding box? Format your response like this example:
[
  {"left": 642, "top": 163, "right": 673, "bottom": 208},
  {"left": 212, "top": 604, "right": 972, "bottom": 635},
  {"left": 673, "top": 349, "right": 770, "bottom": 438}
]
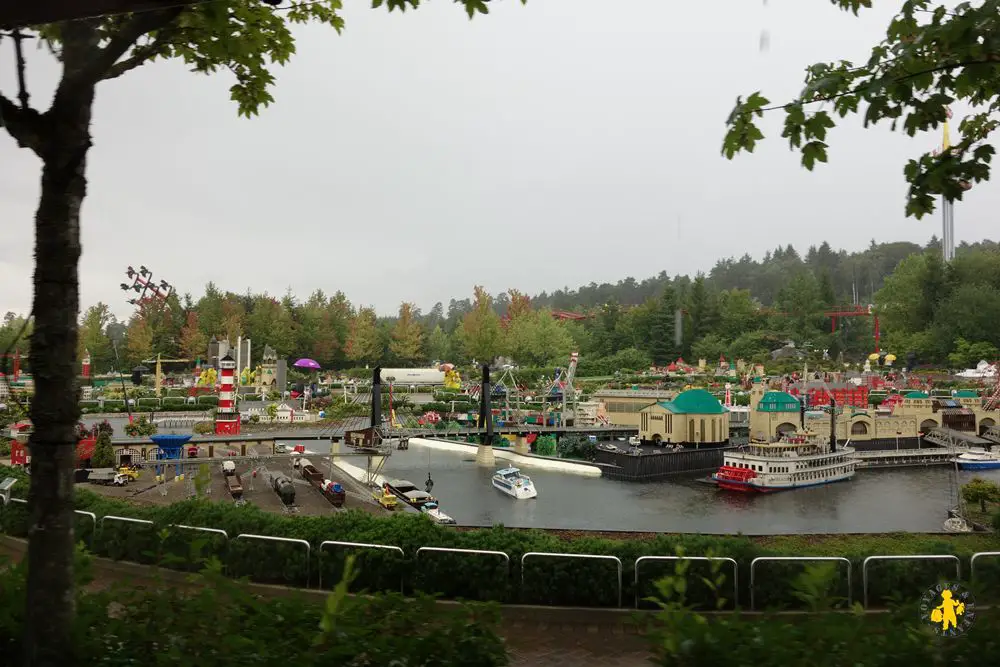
[{"left": 852, "top": 447, "right": 969, "bottom": 469}]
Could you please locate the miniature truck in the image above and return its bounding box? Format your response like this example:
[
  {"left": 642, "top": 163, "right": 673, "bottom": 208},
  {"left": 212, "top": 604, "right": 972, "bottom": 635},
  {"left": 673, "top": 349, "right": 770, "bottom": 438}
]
[
  {"left": 271, "top": 473, "right": 296, "bottom": 505},
  {"left": 88, "top": 468, "right": 128, "bottom": 486},
  {"left": 225, "top": 474, "right": 243, "bottom": 499}
]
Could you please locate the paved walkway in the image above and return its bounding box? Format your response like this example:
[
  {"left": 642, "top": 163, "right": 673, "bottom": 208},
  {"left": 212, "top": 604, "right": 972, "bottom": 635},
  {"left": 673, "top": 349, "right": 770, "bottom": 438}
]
[{"left": 503, "top": 623, "right": 652, "bottom": 666}]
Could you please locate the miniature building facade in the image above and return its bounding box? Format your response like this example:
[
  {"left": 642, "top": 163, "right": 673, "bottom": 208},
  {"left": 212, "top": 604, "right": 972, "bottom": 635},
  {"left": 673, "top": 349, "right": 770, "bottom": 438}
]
[
  {"left": 639, "top": 389, "right": 730, "bottom": 446},
  {"left": 594, "top": 389, "right": 676, "bottom": 427}
]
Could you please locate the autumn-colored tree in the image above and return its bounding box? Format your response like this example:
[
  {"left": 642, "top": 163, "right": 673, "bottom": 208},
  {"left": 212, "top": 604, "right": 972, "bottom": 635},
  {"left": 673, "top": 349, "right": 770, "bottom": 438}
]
[
  {"left": 460, "top": 287, "right": 503, "bottom": 363},
  {"left": 507, "top": 289, "right": 533, "bottom": 321},
  {"left": 220, "top": 298, "right": 246, "bottom": 344},
  {"left": 390, "top": 303, "right": 424, "bottom": 364},
  {"left": 179, "top": 311, "right": 207, "bottom": 361},
  {"left": 346, "top": 307, "right": 381, "bottom": 364}
]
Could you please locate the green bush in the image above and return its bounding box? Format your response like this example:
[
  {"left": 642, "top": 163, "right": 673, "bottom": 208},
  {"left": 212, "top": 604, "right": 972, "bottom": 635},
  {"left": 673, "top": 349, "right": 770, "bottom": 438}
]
[
  {"left": 0, "top": 555, "right": 508, "bottom": 666},
  {"left": 1, "top": 463, "right": 998, "bottom": 610},
  {"left": 197, "top": 395, "right": 220, "bottom": 406},
  {"left": 646, "top": 559, "right": 1000, "bottom": 666}
]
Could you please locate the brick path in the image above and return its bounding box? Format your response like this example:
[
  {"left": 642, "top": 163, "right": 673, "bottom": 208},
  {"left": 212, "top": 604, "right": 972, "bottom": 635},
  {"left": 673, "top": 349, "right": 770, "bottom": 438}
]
[{"left": 503, "top": 624, "right": 652, "bottom": 666}]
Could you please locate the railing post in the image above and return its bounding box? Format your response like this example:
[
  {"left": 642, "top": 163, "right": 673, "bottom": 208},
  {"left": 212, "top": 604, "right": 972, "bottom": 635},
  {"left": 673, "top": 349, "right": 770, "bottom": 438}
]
[
  {"left": 749, "top": 556, "right": 851, "bottom": 610},
  {"left": 415, "top": 546, "right": 510, "bottom": 600},
  {"left": 633, "top": 556, "right": 739, "bottom": 609},
  {"left": 971, "top": 552, "right": 1000, "bottom": 582},
  {"left": 862, "top": 554, "right": 961, "bottom": 608},
  {"left": 318, "top": 540, "right": 405, "bottom": 591},
  {"left": 74, "top": 510, "right": 98, "bottom": 547},
  {"left": 521, "top": 552, "right": 623, "bottom": 608},
  {"left": 234, "top": 534, "right": 312, "bottom": 588}
]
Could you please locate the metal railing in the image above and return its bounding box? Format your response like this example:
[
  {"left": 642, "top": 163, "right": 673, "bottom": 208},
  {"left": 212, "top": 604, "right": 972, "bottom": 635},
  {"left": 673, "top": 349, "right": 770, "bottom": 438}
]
[
  {"left": 74, "top": 510, "right": 98, "bottom": 546},
  {"left": 100, "top": 515, "right": 154, "bottom": 531},
  {"left": 749, "top": 556, "right": 851, "bottom": 610},
  {"left": 235, "top": 534, "right": 312, "bottom": 588},
  {"left": 634, "top": 555, "right": 738, "bottom": 609},
  {"left": 0, "top": 498, "right": 97, "bottom": 546},
  {"left": 522, "top": 552, "right": 623, "bottom": 608},
  {"left": 415, "top": 546, "right": 510, "bottom": 598},
  {"left": 971, "top": 552, "right": 1000, "bottom": 581},
  {"left": 317, "top": 540, "right": 403, "bottom": 590},
  {"left": 862, "top": 554, "right": 961, "bottom": 608},
  {"left": 2, "top": 500, "right": 995, "bottom": 611}
]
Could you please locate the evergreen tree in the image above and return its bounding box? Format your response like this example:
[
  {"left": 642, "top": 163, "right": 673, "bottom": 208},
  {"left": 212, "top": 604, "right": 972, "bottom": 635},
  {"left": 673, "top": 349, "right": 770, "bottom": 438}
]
[
  {"left": 91, "top": 430, "right": 115, "bottom": 469},
  {"left": 649, "top": 285, "right": 678, "bottom": 366}
]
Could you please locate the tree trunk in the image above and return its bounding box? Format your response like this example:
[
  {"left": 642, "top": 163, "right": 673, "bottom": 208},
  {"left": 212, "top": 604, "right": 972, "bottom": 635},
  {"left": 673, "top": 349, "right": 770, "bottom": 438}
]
[{"left": 24, "top": 90, "right": 93, "bottom": 667}]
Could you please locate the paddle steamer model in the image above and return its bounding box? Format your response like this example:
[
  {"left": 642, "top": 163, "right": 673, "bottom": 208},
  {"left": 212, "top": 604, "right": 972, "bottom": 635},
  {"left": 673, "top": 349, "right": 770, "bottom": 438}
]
[{"left": 712, "top": 427, "right": 856, "bottom": 493}]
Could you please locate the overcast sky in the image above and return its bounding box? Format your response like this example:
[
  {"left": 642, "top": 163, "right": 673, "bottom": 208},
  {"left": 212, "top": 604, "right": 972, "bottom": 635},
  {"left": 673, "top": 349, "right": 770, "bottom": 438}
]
[{"left": 1, "top": 0, "right": 996, "bottom": 321}]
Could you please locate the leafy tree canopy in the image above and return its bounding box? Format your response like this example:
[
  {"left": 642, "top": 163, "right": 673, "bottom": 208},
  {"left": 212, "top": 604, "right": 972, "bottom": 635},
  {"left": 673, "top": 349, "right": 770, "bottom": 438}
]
[{"left": 722, "top": 0, "right": 999, "bottom": 218}]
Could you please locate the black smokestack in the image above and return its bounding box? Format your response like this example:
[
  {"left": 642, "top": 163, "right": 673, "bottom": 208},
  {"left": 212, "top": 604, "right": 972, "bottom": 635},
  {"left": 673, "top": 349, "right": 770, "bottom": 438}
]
[
  {"left": 479, "top": 364, "right": 493, "bottom": 446},
  {"left": 829, "top": 397, "right": 837, "bottom": 452},
  {"left": 799, "top": 395, "right": 806, "bottom": 429},
  {"left": 371, "top": 366, "right": 382, "bottom": 435}
]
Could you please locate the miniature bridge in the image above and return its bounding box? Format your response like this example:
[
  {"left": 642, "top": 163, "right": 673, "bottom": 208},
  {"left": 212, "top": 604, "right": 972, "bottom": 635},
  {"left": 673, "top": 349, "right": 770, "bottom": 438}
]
[{"left": 922, "top": 427, "right": 993, "bottom": 449}]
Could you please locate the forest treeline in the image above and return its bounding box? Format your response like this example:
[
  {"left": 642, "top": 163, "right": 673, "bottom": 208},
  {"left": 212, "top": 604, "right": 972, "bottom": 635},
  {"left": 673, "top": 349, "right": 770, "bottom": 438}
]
[{"left": 1, "top": 237, "right": 998, "bottom": 376}]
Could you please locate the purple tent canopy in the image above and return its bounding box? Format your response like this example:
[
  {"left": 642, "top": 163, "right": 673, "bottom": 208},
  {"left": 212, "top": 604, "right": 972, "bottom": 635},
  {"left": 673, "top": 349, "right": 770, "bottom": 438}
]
[{"left": 294, "top": 358, "right": 321, "bottom": 370}]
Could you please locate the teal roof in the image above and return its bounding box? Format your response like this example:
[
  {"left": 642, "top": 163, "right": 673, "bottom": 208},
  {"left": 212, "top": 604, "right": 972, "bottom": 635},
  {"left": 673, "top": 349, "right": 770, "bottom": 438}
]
[
  {"left": 655, "top": 389, "right": 727, "bottom": 415},
  {"left": 905, "top": 391, "right": 929, "bottom": 399},
  {"left": 954, "top": 390, "right": 978, "bottom": 398},
  {"left": 757, "top": 391, "right": 801, "bottom": 413}
]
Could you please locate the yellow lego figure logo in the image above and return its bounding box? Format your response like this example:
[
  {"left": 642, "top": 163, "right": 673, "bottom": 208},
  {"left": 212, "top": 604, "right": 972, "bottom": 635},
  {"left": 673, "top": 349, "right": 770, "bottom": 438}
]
[{"left": 920, "top": 583, "right": 976, "bottom": 637}]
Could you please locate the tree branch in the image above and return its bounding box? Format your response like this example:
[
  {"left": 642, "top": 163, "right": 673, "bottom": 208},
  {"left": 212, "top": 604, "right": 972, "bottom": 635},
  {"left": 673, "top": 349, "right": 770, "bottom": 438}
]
[
  {"left": 64, "top": 7, "right": 183, "bottom": 93},
  {"left": 101, "top": 23, "right": 180, "bottom": 81},
  {"left": 0, "top": 91, "right": 47, "bottom": 155}
]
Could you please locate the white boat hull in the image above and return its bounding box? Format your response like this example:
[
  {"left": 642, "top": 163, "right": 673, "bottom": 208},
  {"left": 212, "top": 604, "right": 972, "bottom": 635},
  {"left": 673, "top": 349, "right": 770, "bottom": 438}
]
[{"left": 492, "top": 477, "right": 538, "bottom": 499}]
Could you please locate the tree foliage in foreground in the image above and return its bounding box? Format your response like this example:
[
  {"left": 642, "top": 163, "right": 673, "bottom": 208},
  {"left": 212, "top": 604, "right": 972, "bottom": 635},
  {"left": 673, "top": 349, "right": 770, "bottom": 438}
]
[
  {"left": 723, "top": 0, "right": 1000, "bottom": 218},
  {"left": 1, "top": 2, "right": 524, "bottom": 666}
]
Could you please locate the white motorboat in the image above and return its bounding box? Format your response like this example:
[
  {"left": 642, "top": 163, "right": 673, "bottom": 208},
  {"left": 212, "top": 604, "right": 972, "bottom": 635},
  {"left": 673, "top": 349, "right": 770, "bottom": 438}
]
[
  {"left": 420, "top": 501, "right": 457, "bottom": 525},
  {"left": 951, "top": 448, "right": 1000, "bottom": 470},
  {"left": 492, "top": 467, "right": 538, "bottom": 499}
]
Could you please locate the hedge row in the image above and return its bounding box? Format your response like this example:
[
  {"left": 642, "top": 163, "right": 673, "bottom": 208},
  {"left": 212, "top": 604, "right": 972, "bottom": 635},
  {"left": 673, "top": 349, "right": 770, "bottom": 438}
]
[{"left": 1, "top": 465, "right": 997, "bottom": 609}]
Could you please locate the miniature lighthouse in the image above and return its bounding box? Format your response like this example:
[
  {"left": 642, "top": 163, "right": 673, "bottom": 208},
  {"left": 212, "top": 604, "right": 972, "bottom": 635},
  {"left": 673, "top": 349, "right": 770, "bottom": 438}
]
[
  {"left": 215, "top": 353, "right": 241, "bottom": 435},
  {"left": 81, "top": 349, "right": 91, "bottom": 379}
]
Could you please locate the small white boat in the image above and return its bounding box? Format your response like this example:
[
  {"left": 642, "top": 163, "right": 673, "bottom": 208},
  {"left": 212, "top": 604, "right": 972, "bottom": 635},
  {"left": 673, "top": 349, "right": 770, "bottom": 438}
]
[
  {"left": 492, "top": 467, "right": 538, "bottom": 499},
  {"left": 951, "top": 449, "right": 1000, "bottom": 470},
  {"left": 420, "top": 501, "right": 456, "bottom": 525}
]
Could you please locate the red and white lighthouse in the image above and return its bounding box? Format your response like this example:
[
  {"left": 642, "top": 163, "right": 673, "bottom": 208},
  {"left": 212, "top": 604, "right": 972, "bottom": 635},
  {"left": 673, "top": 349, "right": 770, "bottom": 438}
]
[
  {"left": 82, "top": 349, "right": 91, "bottom": 379},
  {"left": 215, "top": 353, "right": 240, "bottom": 435}
]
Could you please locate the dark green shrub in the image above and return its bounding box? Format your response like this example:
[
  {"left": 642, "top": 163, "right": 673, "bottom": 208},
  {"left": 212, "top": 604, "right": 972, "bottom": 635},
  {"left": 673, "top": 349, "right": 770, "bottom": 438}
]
[
  {"left": 0, "top": 556, "right": 509, "bottom": 667},
  {"left": 1, "top": 464, "right": 997, "bottom": 610}
]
